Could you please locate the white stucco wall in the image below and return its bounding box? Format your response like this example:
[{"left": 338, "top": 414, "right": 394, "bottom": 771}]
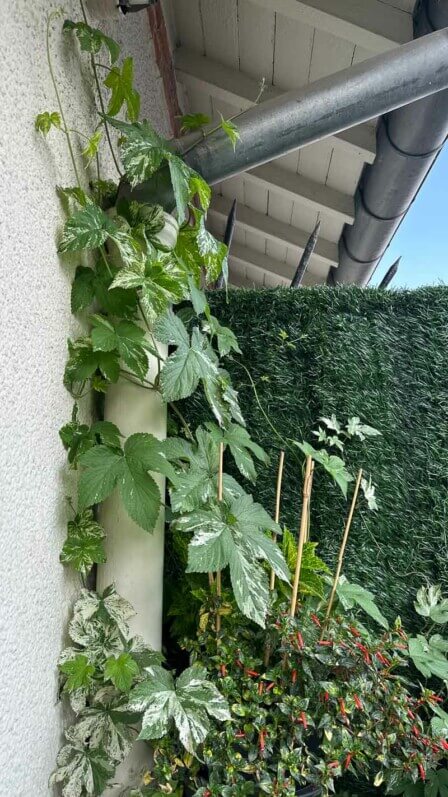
[{"left": 0, "top": 3, "right": 170, "bottom": 793}]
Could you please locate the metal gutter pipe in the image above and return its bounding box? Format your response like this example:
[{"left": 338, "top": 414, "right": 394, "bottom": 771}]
[{"left": 334, "top": 0, "right": 448, "bottom": 286}]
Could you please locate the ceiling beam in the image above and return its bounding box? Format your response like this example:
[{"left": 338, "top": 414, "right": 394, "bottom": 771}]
[
  {"left": 175, "top": 48, "right": 376, "bottom": 163},
  {"left": 243, "top": 163, "right": 355, "bottom": 224},
  {"left": 247, "top": 0, "right": 412, "bottom": 52},
  {"left": 227, "top": 243, "right": 328, "bottom": 286},
  {"left": 209, "top": 195, "right": 338, "bottom": 268}
]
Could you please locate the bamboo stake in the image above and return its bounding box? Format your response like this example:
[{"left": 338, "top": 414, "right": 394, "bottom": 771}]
[
  {"left": 290, "top": 456, "right": 313, "bottom": 617},
  {"left": 269, "top": 450, "right": 285, "bottom": 591},
  {"left": 216, "top": 442, "right": 224, "bottom": 634},
  {"left": 305, "top": 461, "right": 315, "bottom": 543},
  {"left": 320, "top": 468, "right": 363, "bottom": 639}
]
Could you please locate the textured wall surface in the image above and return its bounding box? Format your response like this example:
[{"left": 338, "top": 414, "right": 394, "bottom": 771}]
[{"left": 0, "top": 3, "right": 170, "bottom": 793}]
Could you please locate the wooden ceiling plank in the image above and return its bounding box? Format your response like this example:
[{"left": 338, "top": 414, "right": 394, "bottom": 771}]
[
  {"left": 243, "top": 162, "right": 355, "bottom": 223},
  {"left": 246, "top": 0, "right": 412, "bottom": 52},
  {"left": 209, "top": 195, "right": 338, "bottom": 266},
  {"left": 174, "top": 47, "right": 376, "bottom": 162}
]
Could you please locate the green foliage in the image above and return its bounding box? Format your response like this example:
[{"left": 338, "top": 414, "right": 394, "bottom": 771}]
[
  {"left": 129, "top": 664, "right": 230, "bottom": 752},
  {"left": 104, "top": 653, "right": 139, "bottom": 692},
  {"left": 139, "top": 603, "right": 448, "bottom": 797},
  {"left": 415, "top": 585, "right": 448, "bottom": 624},
  {"left": 174, "top": 492, "right": 289, "bottom": 626},
  {"left": 408, "top": 634, "right": 448, "bottom": 680},
  {"left": 77, "top": 432, "right": 173, "bottom": 532},
  {"left": 63, "top": 19, "right": 120, "bottom": 63},
  {"left": 183, "top": 287, "right": 448, "bottom": 627},
  {"left": 180, "top": 113, "right": 211, "bottom": 132},
  {"left": 35, "top": 110, "right": 61, "bottom": 135},
  {"left": 104, "top": 58, "right": 140, "bottom": 122},
  {"left": 296, "top": 441, "right": 353, "bottom": 497},
  {"left": 219, "top": 115, "right": 240, "bottom": 149},
  {"left": 336, "top": 575, "right": 389, "bottom": 629},
  {"left": 281, "top": 530, "right": 330, "bottom": 598},
  {"left": 60, "top": 509, "right": 106, "bottom": 575}
]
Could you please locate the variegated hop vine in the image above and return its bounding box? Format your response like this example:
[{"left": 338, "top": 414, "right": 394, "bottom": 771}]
[
  {"left": 38, "top": 7, "right": 448, "bottom": 797},
  {"left": 39, "top": 7, "right": 286, "bottom": 795}
]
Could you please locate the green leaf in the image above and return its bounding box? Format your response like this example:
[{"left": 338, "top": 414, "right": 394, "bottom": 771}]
[
  {"left": 50, "top": 736, "right": 114, "bottom": 797},
  {"left": 71, "top": 267, "right": 96, "bottom": 314},
  {"left": 408, "top": 634, "right": 448, "bottom": 680},
  {"left": 78, "top": 445, "right": 125, "bottom": 510},
  {"left": 60, "top": 509, "right": 106, "bottom": 575},
  {"left": 82, "top": 130, "right": 103, "bottom": 163},
  {"left": 154, "top": 308, "right": 190, "bottom": 348},
  {"left": 167, "top": 155, "right": 192, "bottom": 223},
  {"left": 208, "top": 422, "right": 268, "bottom": 482},
  {"left": 159, "top": 325, "right": 219, "bottom": 403},
  {"left": 220, "top": 115, "right": 240, "bottom": 149},
  {"left": 430, "top": 704, "right": 448, "bottom": 738},
  {"left": 414, "top": 585, "right": 448, "bottom": 624},
  {"left": 180, "top": 113, "right": 211, "bottom": 132},
  {"left": 63, "top": 19, "right": 120, "bottom": 63},
  {"left": 105, "top": 117, "right": 167, "bottom": 185},
  {"left": 188, "top": 277, "right": 209, "bottom": 317},
  {"left": 424, "top": 770, "right": 448, "bottom": 797},
  {"left": 336, "top": 576, "right": 389, "bottom": 629},
  {"left": 104, "top": 57, "right": 140, "bottom": 122},
  {"left": 204, "top": 314, "right": 242, "bottom": 357},
  {"left": 177, "top": 492, "right": 286, "bottom": 626},
  {"left": 35, "top": 111, "right": 61, "bottom": 136},
  {"left": 91, "top": 315, "right": 149, "bottom": 380},
  {"left": 189, "top": 173, "right": 211, "bottom": 211},
  {"left": 70, "top": 585, "right": 135, "bottom": 638},
  {"left": 361, "top": 475, "right": 378, "bottom": 511},
  {"left": 59, "top": 204, "right": 115, "bottom": 253},
  {"left": 64, "top": 338, "right": 120, "bottom": 390},
  {"left": 104, "top": 653, "right": 139, "bottom": 692},
  {"left": 110, "top": 255, "right": 187, "bottom": 322},
  {"left": 196, "top": 217, "right": 228, "bottom": 282},
  {"left": 60, "top": 654, "right": 96, "bottom": 692},
  {"left": 346, "top": 416, "right": 381, "bottom": 440},
  {"left": 129, "top": 664, "right": 230, "bottom": 752},
  {"left": 78, "top": 434, "right": 167, "bottom": 533},
  {"left": 295, "top": 441, "right": 353, "bottom": 497},
  {"left": 281, "top": 532, "right": 330, "bottom": 597},
  {"left": 70, "top": 690, "right": 137, "bottom": 763}
]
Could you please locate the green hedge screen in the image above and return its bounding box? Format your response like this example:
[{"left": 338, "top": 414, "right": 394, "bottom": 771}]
[{"left": 178, "top": 286, "right": 448, "bottom": 626}]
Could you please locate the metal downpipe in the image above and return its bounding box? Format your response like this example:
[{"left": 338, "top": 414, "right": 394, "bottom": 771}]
[
  {"left": 334, "top": 0, "right": 448, "bottom": 285},
  {"left": 120, "top": 26, "right": 448, "bottom": 209}
]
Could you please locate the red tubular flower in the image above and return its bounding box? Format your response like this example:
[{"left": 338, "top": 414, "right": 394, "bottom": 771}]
[
  {"left": 407, "top": 709, "right": 415, "bottom": 720},
  {"left": 246, "top": 669, "right": 260, "bottom": 677},
  {"left": 311, "top": 613, "right": 321, "bottom": 628},
  {"left": 344, "top": 753, "right": 352, "bottom": 770},
  {"left": 440, "top": 739, "right": 448, "bottom": 751},
  {"left": 349, "top": 625, "right": 361, "bottom": 638},
  {"left": 412, "top": 725, "right": 420, "bottom": 737},
  {"left": 299, "top": 711, "right": 308, "bottom": 729},
  {"left": 220, "top": 664, "right": 227, "bottom": 677},
  {"left": 297, "top": 632, "right": 304, "bottom": 649},
  {"left": 291, "top": 669, "right": 297, "bottom": 684},
  {"left": 354, "top": 694, "right": 363, "bottom": 710},
  {"left": 318, "top": 640, "right": 333, "bottom": 646},
  {"left": 418, "top": 764, "right": 426, "bottom": 781},
  {"left": 266, "top": 681, "right": 275, "bottom": 692},
  {"left": 339, "top": 698, "right": 347, "bottom": 716},
  {"left": 259, "top": 730, "right": 265, "bottom": 752},
  {"left": 324, "top": 691, "right": 330, "bottom": 702}
]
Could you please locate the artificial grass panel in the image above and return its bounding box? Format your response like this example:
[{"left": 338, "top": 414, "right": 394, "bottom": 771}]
[{"left": 178, "top": 286, "right": 448, "bottom": 627}]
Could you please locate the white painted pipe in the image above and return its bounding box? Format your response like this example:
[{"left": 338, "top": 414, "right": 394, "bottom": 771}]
[{"left": 97, "top": 347, "right": 167, "bottom": 794}]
